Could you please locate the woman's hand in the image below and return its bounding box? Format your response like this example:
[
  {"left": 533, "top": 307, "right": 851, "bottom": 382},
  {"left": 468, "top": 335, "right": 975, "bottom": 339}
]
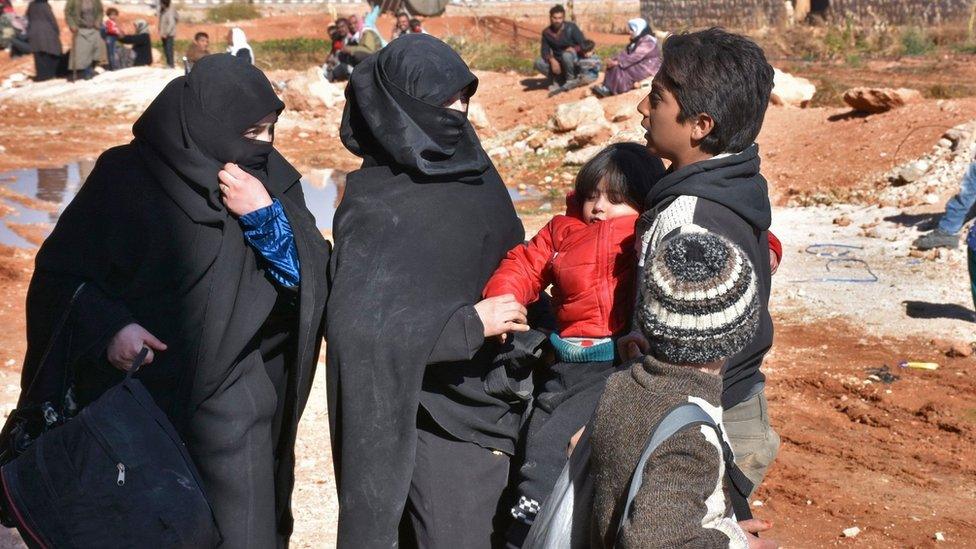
[
  {"left": 474, "top": 294, "right": 529, "bottom": 340},
  {"left": 567, "top": 426, "right": 585, "bottom": 457},
  {"left": 107, "top": 323, "right": 168, "bottom": 371},
  {"left": 607, "top": 59, "right": 619, "bottom": 69},
  {"left": 617, "top": 330, "right": 649, "bottom": 361},
  {"left": 218, "top": 162, "right": 272, "bottom": 217}
]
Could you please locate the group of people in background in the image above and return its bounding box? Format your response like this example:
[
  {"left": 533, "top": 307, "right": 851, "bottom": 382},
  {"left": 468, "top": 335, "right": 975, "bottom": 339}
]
[
  {"left": 324, "top": 5, "right": 427, "bottom": 83},
  {"left": 536, "top": 4, "right": 663, "bottom": 98}
]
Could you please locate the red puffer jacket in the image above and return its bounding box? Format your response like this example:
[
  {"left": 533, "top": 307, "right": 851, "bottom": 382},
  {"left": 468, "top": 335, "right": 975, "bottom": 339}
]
[{"left": 484, "top": 196, "right": 638, "bottom": 338}]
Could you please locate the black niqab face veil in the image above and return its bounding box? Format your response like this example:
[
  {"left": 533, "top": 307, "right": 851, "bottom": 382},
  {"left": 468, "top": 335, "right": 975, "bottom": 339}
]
[
  {"left": 340, "top": 33, "right": 490, "bottom": 178},
  {"left": 133, "top": 54, "right": 286, "bottom": 210}
]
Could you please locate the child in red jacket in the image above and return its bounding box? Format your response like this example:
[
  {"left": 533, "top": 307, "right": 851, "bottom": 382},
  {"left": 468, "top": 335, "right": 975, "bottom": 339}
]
[{"left": 485, "top": 143, "right": 667, "bottom": 541}]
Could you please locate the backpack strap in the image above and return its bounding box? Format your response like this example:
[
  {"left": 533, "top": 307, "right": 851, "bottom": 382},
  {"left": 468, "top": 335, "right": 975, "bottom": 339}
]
[{"left": 614, "top": 402, "right": 756, "bottom": 546}]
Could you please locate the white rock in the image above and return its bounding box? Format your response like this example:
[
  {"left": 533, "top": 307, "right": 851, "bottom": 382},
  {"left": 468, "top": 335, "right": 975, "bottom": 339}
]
[
  {"left": 611, "top": 105, "right": 633, "bottom": 122},
  {"left": 487, "top": 146, "right": 509, "bottom": 159},
  {"left": 570, "top": 122, "right": 604, "bottom": 147},
  {"left": 843, "top": 526, "right": 861, "bottom": 538},
  {"left": 468, "top": 102, "right": 491, "bottom": 130},
  {"left": 3, "top": 359, "right": 13, "bottom": 367},
  {"left": 935, "top": 532, "right": 946, "bottom": 542},
  {"left": 0, "top": 145, "right": 5, "bottom": 155},
  {"left": 608, "top": 128, "right": 646, "bottom": 145},
  {"left": 8, "top": 73, "right": 27, "bottom": 83},
  {"left": 770, "top": 68, "right": 816, "bottom": 107},
  {"left": 924, "top": 193, "right": 941, "bottom": 205},
  {"left": 550, "top": 96, "right": 606, "bottom": 132},
  {"left": 282, "top": 67, "right": 345, "bottom": 111},
  {"left": 563, "top": 145, "right": 602, "bottom": 166}
]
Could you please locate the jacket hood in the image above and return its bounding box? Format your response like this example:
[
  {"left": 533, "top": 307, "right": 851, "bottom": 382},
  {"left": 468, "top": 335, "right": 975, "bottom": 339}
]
[{"left": 644, "top": 144, "right": 771, "bottom": 231}]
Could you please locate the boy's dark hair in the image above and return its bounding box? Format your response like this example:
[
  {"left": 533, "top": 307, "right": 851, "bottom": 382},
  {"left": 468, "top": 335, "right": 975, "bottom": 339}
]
[
  {"left": 549, "top": 4, "right": 565, "bottom": 16},
  {"left": 409, "top": 18, "right": 421, "bottom": 27},
  {"left": 335, "top": 17, "right": 350, "bottom": 27},
  {"left": 194, "top": 32, "right": 209, "bottom": 41},
  {"left": 657, "top": 27, "right": 773, "bottom": 155},
  {"left": 581, "top": 39, "right": 595, "bottom": 53},
  {"left": 397, "top": 11, "right": 409, "bottom": 19},
  {"left": 106, "top": 7, "right": 118, "bottom": 16},
  {"left": 574, "top": 142, "right": 667, "bottom": 207}
]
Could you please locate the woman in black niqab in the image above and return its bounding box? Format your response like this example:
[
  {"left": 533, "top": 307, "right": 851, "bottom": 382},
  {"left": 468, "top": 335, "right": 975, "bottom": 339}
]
[
  {"left": 328, "top": 34, "right": 529, "bottom": 548},
  {"left": 13, "top": 54, "right": 330, "bottom": 547}
]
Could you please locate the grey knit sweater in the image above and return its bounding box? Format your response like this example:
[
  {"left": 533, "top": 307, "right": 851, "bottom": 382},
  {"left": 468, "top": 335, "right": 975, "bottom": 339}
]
[{"left": 589, "top": 356, "right": 748, "bottom": 548}]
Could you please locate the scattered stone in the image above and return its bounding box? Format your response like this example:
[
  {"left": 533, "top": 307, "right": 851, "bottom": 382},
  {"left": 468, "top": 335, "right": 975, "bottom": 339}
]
[
  {"left": 280, "top": 67, "right": 345, "bottom": 111},
  {"left": 893, "top": 160, "right": 930, "bottom": 185},
  {"left": 833, "top": 216, "right": 852, "bottom": 227},
  {"left": 752, "top": 500, "right": 764, "bottom": 507},
  {"left": 770, "top": 68, "right": 816, "bottom": 108},
  {"left": 947, "top": 341, "right": 973, "bottom": 358},
  {"left": 544, "top": 134, "right": 573, "bottom": 150},
  {"left": 468, "top": 102, "right": 491, "bottom": 131},
  {"left": 487, "top": 146, "right": 509, "bottom": 159},
  {"left": 550, "top": 96, "right": 606, "bottom": 132},
  {"left": 843, "top": 87, "right": 922, "bottom": 113},
  {"left": 923, "top": 193, "right": 940, "bottom": 205},
  {"left": 937, "top": 138, "right": 953, "bottom": 149},
  {"left": 563, "top": 145, "right": 602, "bottom": 166},
  {"left": 517, "top": 183, "right": 528, "bottom": 192},
  {"left": 539, "top": 202, "right": 553, "bottom": 212},
  {"left": 569, "top": 122, "right": 604, "bottom": 148},
  {"left": 861, "top": 227, "right": 880, "bottom": 238},
  {"left": 3, "top": 359, "right": 13, "bottom": 367},
  {"left": 0, "top": 145, "right": 5, "bottom": 155},
  {"left": 561, "top": 172, "right": 575, "bottom": 181},
  {"left": 297, "top": 132, "right": 310, "bottom": 139},
  {"left": 935, "top": 532, "right": 946, "bottom": 542},
  {"left": 842, "top": 526, "right": 861, "bottom": 538},
  {"left": 611, "top": 105, "right": 633, "bottom": 122},
  {"left": 607, "top": 128, "right": 646, "bottom": 145},
  {"left": 526, "top": 130, "right": 550, "bottom": 150}
]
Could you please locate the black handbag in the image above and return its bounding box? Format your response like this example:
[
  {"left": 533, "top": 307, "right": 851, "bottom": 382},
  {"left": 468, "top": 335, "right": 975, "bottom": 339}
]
[{"left": 0, "top": 311, "right": 221, "bottom": 548}]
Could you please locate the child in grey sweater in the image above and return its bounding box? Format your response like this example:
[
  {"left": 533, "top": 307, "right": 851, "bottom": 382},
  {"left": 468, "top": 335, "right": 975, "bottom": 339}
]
[{"left": 589, "top": 226, "right": 761, "bottom": 548}]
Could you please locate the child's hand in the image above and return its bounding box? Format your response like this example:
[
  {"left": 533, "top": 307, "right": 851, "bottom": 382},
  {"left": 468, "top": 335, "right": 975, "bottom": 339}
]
[
  {"left": 474, "top": 294, "right": 529, "bottom": 339},
  {"left": 617, "top": 330, "right": 649, "bottom": 361},
  {"left": 567, "top": 426, "right": 585, "bottom": 457},
  {"left": 740, "top": 519, "right": 779, "bottom": 549},
  {"left": 769, "top": 253, "right": 780, "bottom": 275}
]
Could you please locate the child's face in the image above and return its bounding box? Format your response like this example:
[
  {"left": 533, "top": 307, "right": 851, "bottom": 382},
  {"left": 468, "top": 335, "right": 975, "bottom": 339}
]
[
  {"left": 196, "top": 36, "right": 209, "bottom": 49},
  {"left": 581, "top": 179, "right": 639, "bottom": 223},
  {"left": 638, "top": 78, "right": 694, "bottom": 163},
  {"left": 108, "top": 13, "right": 117, "bottom": 21}
]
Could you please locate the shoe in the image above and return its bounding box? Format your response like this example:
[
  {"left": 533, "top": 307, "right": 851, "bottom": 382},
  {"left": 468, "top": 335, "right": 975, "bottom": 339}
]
[
  {"left": 591, "top": 85, "right": 612, "bottom": 98},
  {"left": 562, "top": 78, "right": 584, "bottom": 91},
  {"left": 546, "top": 82, "right": 561, "bottom": 93},
  {"left": 547, "top": 86, "right": 566, "bottom": 98},
  {"left": 912, "top": 229, "right": 959, "bottom": 250}
]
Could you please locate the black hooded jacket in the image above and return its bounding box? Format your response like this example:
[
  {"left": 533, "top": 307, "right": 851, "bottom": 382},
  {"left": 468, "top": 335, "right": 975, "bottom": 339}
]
[
  {"left": 15, "top": 55, "right": 330, "bottom": 539},
  {"left": 636, "top": 144, "right": 773, "bottom": 408},
  {"left": 327, "top": 34, "right": 525, "bottom": 548}
]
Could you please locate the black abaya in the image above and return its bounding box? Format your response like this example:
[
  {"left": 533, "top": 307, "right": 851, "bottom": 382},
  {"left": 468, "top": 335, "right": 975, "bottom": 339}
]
[
  {"left": 327, "top": 34, "right": 525, "bottom": 548},
  {"left": 17, "top": 54, "right": 330, "bottom": 545}
]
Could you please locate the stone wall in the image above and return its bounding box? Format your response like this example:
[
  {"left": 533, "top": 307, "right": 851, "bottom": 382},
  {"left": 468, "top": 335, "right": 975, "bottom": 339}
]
[{"left": 640, "top": 0, "right": 974, "bottom": 29}]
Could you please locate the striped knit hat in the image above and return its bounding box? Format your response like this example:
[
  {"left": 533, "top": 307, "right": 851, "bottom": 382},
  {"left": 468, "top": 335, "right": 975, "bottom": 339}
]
[{"left": 639, "top": 226, "right": 760, "bottom": 365}]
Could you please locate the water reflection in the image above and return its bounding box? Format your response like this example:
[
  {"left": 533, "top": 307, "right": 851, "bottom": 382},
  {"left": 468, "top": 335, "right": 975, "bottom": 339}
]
[{"left": 0, "top": 163, "right": 539, "bottom": 248}]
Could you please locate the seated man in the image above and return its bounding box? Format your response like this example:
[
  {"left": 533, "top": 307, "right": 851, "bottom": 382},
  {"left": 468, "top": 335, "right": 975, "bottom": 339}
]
[
  {"left": 534, "top": 4, "right": 586, "bottom": 92},
  {"left": 326, "top": 16, "right": 381, "bottom": 82}
]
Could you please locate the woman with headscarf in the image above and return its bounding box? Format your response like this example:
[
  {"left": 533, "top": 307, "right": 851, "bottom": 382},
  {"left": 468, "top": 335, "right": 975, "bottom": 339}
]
[
  {"left": 26, "top": 0, "right": 62, "bottom": 81},
  {"left": 227, "top": 27, "right": 254, "bottom": 65},
  {"left": 118, "top": 19, "right": 151, "bottom": 67},
  {"left": 328, "top": 33, "right": 533, "bottom": 548},
  {"left": 15, "top": 54, "right": 330, "bottom": 547},
  {"left": 591, "top": 18, "right": 662, "bottom": 98}
]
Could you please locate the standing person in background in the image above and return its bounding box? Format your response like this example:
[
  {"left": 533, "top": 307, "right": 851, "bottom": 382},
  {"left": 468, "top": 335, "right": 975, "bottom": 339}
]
[
  {"left": 968, "top": 225, "right": 976, "bottom": 316},
  {"left": 534, "top": 4, "right": 586, "bottom": 93},
  {"left": 65, "top": 0, "right": 106, "bottom": 81},
  {"left": 227, "top": 27, "right": 254, "bottom": 65},
  {"left": 391, "top": 11, "right": 409, "bottom": 40},
  {"left": 592, "top": 17, "right": 662, "bottom": 98},
  {"left": 103, "top": 7, "right": 120, "bottom": 70},
  {"left": 118, "top": 19, "right": 151, "bottom": 66},
  {"left": 26, "top": 0, "right": 62, "bottom": 82},
  {"left": 158, "top": 0, "right": 177, "bottom": 68}
]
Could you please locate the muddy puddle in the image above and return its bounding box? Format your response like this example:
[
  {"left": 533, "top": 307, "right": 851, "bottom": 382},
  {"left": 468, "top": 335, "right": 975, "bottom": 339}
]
[{"left": 0, "top": 164, "right": 540, "bottom": 248}]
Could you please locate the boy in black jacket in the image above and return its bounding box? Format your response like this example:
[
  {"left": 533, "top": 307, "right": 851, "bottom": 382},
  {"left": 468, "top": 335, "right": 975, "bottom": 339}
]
[{"left": 618, "top": 27, "right": 780, "bottom": 496}]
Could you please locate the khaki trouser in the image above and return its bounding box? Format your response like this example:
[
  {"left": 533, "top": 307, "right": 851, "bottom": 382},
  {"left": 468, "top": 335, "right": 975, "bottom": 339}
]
[{"left": 724, "top": 389, "right": 780, "bottom": 496}]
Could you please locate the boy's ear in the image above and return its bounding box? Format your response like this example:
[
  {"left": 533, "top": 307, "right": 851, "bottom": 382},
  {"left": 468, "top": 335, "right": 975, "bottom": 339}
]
[{"left": 690, "top": 113, "right": 715, "bottom": 142}]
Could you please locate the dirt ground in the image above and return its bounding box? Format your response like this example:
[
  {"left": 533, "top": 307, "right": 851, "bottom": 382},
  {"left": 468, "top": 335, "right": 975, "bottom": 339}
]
[{"left": 0, "top": 6, "right": 975, "bottom": 548}]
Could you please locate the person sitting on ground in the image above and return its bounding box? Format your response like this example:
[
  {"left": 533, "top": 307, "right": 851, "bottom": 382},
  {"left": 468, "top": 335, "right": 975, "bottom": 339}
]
[
  {"left": 227, "top": 27, "right": 253, "bottom": 65},
  {"left": 185, "top": 31, "right": 210, "bottom": 68},
  {"left": 325, "top": 17, "right": 352, "bottom": 81},
  {"left": 590, "top": 228, "right": 776, "bottom": 548},
  {"left": 548, "top": 38, "right": 600, "bottom": 97},
  {"left": 592, "top": 17, "right": 662, "bottom": 98},
  {"left": 913, "top": 159, "right": 976, "bottom": 250},
  {"left": 327, "top": 16, "right": 381, "bottom": 83},
  {"left": 485, "top": 143, "right": 667, "bottom": 546},
  {"left": 117, "top": 19, "right": 150, "bottom": 67},
  {"left": 409, "top": 18, "right": 427, "bottom": 35},
  {"left": 103, "top": 7, "right": 120, "bottom": 70},
  {"left": 619, "top": 28, "right": 781, "bottom": 500},
  {"left": 391, "top": 11, "right": 409, "bottom": 40},
  {"left": 534, "top": 4, "right": 586, "bottom": 93}
]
